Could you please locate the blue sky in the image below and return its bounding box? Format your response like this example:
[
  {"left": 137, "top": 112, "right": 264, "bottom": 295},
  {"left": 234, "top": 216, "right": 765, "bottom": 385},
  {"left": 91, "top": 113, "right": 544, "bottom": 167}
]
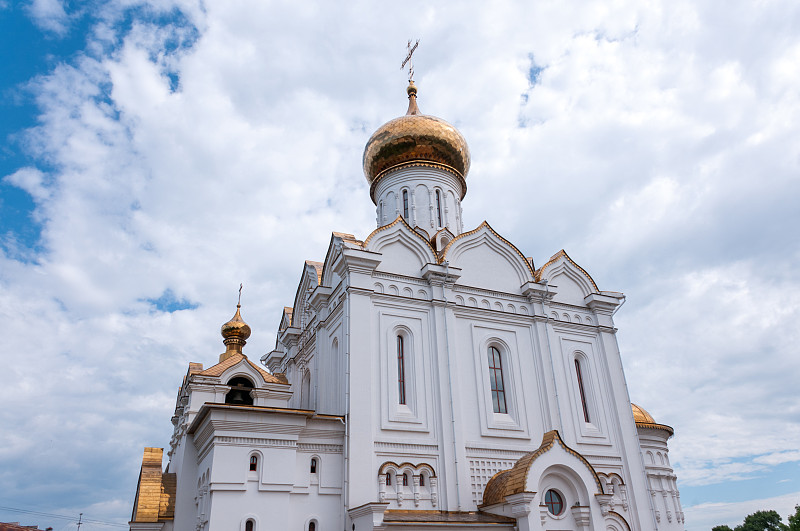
[{"left": 1, "top": 1, "right": 799, "bottom": 530}]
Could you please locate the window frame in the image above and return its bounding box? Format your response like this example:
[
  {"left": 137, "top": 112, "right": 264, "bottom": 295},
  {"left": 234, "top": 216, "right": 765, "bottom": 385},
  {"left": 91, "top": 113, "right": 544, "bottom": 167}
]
[
  {"left": 575, "top": 358, "right": 591, "bottom": 423},
  {"left": 472, "top": 333, "right": 529, "bottom": 438},
  {"left": 435, "top": 189, "right": 443, "bottom": 227},
  {"left": 397, "top": 334, "right": 406, "bottom": 405},
  {"left": 402, "top": 189, "right": 409, "bottom": 220},
  {"left": 487, "top": 346, "right": 508, "bottom": 414},
  {"left": 544, "top": 489, "right": 564, "bottom": 516}
]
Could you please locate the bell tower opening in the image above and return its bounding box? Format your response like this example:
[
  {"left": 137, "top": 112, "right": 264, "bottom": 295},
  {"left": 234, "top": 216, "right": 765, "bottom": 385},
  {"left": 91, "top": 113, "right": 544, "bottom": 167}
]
[{"left": 225, "top": 376, "right": 255, "bottom": 405}]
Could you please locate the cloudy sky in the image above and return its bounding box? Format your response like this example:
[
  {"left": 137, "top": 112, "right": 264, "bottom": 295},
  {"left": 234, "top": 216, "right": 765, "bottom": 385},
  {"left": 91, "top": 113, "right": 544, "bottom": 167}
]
[{"left": 1, "top": 0, "right": 798, "bottom": 529}]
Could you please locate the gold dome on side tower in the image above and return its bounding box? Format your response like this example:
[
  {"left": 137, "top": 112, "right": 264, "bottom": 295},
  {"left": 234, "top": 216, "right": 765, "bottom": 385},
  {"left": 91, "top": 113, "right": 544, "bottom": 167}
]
[
  {"left": 219, "top": 303, "right": 251, "bottom": 362},
  {"left": 363, "top": 81, "right": 470, "bottom": 202},
  {"left": 631, "top": 403, "right": 674, "bottom": 436}
]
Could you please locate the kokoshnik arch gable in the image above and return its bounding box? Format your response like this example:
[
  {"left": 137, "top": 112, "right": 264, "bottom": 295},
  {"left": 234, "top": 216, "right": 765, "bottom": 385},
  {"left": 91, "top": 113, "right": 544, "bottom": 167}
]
[{"left": 129, "top": 80, "right": 684, "bottom": 531}]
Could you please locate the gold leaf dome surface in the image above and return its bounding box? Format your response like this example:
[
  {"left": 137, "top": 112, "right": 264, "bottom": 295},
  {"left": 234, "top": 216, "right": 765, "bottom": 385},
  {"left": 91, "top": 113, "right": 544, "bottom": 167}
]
[
  {"left": 363, "top": 82, "right": 470, "bottom": 197},
  {"left": 221, "top": 304, "right": 251, "bottom": 341},
  {"left": 631, "top": 403, "right": 674, "bottom": 436}
]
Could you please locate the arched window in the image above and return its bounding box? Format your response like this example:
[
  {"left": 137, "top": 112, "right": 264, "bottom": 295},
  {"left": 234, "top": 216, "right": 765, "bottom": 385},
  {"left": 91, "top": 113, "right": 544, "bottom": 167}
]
[
  {"left": 575, "top": 358, "right": 590, "bottom": 422},
  {"left": 245, "top": 519, "right": 254, "bottom": 531},
  {"left": 397, "top": 335, "right": 406, "bottom": 405},
  {"left": 402, "top": 189, "right": 409, "bottom": 220},
  {"left": 225, "top": 377, "right": 254, "bottom": 406},
  {"left": 310, "top": 458, "right": 317, "bottom": 474},
  {"left": 308, "top": 522, "right": 316, "bottom": 531},
  {"left": 435, "top": 190, "right": 443, "bottom": 226},
  {"left": 487, "top": 346, "right": 507, "bottom": 414},
  {"left": 419, "top": 474, "right": 425, "bottom": 487},
  {"left": 249, "top": 455, "right": 258, "bottom": 471},
  {"left": 402, "top": 473, "right": 409, "bottom": 486},
  {"left": 386, "top": 472, "right": 392, "bottom": 485}
]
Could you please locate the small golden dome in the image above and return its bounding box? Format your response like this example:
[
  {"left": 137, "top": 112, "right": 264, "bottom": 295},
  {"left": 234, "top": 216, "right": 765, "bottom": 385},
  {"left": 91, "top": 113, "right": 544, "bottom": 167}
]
[
  {"left": 221, "top": 304, "right": 251, "bottom": 340},
  {"left": 363, "top": 81, "right": 470, "bottom": 201},
  {"left": 631, "top": 403, "right": 655, "bottom": 424},
  {"left": 220, "top": 304, "right": 251, "bottom": 361},
  {"left": 631, "top": 403, "right": 674, "bottom": 436}
]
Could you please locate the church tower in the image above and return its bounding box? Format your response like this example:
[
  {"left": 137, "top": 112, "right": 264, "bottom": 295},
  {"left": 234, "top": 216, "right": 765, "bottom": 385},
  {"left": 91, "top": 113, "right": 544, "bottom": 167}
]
[{"left": 365, "top": 80, "right": 470, "bottom": 243}]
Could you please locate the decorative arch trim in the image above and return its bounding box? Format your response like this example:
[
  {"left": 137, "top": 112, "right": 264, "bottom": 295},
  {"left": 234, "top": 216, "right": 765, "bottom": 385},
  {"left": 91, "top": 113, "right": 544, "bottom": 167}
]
[
  {"left": 364, "top": 216, "right": 438, "bottom": 257},
  {"left": 535, "top": 250, "right": 599, "bottom": 293},
  {"left": 607, "top": 511, "right": 632, "bottom": 531},
  {"left": 481, "top": 430, "right": 603, "bottom": 506},
  {"left": 378, "top": 461, "right": 437, "bottom": 477},
  {"left": 439, "top": 221, "right": 535, "bottom": 278}
]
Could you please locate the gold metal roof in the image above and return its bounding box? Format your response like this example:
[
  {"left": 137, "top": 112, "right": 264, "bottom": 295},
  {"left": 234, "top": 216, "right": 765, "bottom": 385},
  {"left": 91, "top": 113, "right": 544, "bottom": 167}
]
[
  {"left": 363, "top": 81, "right": 470, "bottom": 201},
  {"left": 220, "top": 304, "right": 251, "bottom": 361},
  {"left": 631, "top": 403, "right": 674, "bottom": 436},
  {"left": 481, "top": 430, "right": 602, "bottom": 507},
  {"left": 200, "top": 351, "right": 288, "bottom": 385}
]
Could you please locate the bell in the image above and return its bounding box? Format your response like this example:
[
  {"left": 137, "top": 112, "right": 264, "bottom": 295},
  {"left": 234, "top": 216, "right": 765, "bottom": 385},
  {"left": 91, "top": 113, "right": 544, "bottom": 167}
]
[{"left": 229, "top": 389, "right": 247, "bottom": 404}]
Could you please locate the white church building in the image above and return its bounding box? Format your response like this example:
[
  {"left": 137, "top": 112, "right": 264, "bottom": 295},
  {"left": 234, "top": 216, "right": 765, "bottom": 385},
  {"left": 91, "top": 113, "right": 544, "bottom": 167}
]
[{"left": 129, "top": 80, "right": 684, "bottom": 531}]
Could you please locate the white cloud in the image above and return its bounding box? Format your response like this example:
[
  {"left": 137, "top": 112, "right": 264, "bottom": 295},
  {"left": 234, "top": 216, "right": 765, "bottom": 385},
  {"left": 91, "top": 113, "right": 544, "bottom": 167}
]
[
  {"left": 26, "top": 0, "right": 69, "bottom": 35},
  {"left": 685, "top": 491, "right": 800, "bottom": 531},
  {"left": 2, "top": 0, "right": 800, "bottom": 525}
]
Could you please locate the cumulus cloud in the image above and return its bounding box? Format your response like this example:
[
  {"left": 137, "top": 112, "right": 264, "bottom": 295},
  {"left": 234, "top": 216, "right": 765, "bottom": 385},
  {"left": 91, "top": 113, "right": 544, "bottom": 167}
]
[
  {"left": 685, "top": 491, "right": 800, "bottom": 531},
  {"left": 26, "top": 0, "right": 69, "bottom": 35},
  {"left": 1, "top": 0, "right": 799, "bottom": 527}
]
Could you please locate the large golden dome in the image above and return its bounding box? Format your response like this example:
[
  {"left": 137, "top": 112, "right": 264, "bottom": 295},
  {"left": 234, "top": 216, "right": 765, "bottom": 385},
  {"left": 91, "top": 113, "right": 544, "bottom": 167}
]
[{"left": 363, "top": 81, "right": 470, "bottom": 199}]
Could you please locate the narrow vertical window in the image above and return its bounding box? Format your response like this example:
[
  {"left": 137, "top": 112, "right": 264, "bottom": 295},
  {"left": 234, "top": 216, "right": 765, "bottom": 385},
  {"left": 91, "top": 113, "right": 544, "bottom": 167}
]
[
  {"left": 245, "top": 520, "right": 254, "bottom": 531},
  {"left": 575, "top": 359, "right": 591, "bottom": 422},
  {"left": 435, "top": 190, "right": 443, "bottom": 227},
  {"left": 419, "top": 474, "right": 425, "bottom": 487},
  {"left": 403, "top": 473, "right": 409, "bottom": 486},
  {"left": 488, "top": 346, "right": 508, "bottom": 414},
  {"left": 386, "top": 472, "right": 392, "bottom": 485},
  {"left": 402, "top": 189, "right": 409, "bottom": 220},
  {"left": 310, "top": 458, "right": 317, "bottom": 474},
  {"left": 397, "top": 335, "right": 406, "bottom": 405},
  {"left": 308, "top": 522, "right": 316, "bottom": 531},
  {"left": 249, "top": 455, "right": 257, "bottom": 471}
]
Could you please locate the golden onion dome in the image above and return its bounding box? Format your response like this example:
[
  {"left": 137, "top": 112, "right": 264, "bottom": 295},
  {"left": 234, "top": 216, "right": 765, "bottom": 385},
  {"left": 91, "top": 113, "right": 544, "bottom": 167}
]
[
  {"left": 219, "top": 304, "right": 251, "bottom": 362},
  {"left": 221, "top": 304, "right": 251, "bottom": 340},
  {"left": 631, "top": 403, "right": 674, "bottom": 436},
  {"left": 363, "top": 81, "right": 470, "bottom": 201}
]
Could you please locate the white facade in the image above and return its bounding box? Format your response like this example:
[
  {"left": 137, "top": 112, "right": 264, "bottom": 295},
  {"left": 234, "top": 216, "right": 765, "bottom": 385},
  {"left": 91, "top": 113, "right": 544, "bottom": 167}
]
[{"left": 130, "top": 86, "right": 683, "bottom": 531}]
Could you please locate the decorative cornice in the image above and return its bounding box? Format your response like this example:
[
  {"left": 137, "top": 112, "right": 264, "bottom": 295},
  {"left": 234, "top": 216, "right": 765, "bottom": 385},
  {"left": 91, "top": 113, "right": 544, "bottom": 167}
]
[{"left": 369, "top": 161, "right": 467, "bottom": 204}]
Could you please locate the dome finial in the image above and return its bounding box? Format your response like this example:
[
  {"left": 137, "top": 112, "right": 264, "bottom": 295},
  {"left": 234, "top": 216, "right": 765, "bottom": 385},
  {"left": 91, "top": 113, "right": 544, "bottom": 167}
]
[
  {"left": 401, "top": 39, "right": 421, "bottom": 116},
  {"left": 220, "top": 283, "right": 251, "bottom": 362},
  {"left": 406, "top": 80, "right": 420, "bottom": 116}
]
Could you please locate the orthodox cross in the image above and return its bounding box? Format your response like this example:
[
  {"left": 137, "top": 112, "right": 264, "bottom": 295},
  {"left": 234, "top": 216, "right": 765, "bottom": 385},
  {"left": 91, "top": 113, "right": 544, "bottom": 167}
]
[
  {"left": 238, "top": 283, "right": 243, "bottom": 306},
  {"left": 401, "top": 39, "right": 420, "bottom": 82}
]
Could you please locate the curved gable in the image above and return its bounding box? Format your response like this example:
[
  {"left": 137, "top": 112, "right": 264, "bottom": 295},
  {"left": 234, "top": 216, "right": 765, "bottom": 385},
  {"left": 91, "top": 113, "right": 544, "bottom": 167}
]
[
  {"left": 364, "top": 216, "right": 437, "bottom": 277},
  {"left": 199, "top": 352, "right": 286, "bottom": 385},
  {"left": 482, "top": 430, "right": 602, "bottom": 506},
  {"left": 291, "top": 260, "right": 324, "bottom": 328},
  {"left": 440, "top": 222, "right": 534, "bottom": 293},
  {"left": 321, "top": 232, "right": 364, "bottom": 289},
  {"left": 536, "top": 250, "right": 599, "bottom": 305}
]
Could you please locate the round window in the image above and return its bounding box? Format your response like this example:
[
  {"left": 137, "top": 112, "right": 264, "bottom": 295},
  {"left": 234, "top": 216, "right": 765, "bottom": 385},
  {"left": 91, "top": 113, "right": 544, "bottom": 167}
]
[{"left": 544, "top": 489, "right": 564, "bottom": 516}]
